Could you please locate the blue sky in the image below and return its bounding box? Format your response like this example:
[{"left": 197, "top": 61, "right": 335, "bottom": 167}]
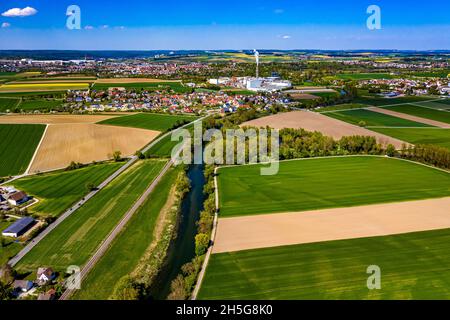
[{"left": 0, "top": 0, "right": 449, "bottom": 50}]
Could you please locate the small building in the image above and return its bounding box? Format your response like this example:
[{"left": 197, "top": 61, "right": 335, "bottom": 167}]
[
  {"left": 7, "top": 191, "right": 29, "bottom": 206},
  {"left": 37, "top": 267, "right": 55, "bottom": 285},
  {"left": 13, "top": 280, "right": 34, "bottom": 293},
  {"left": 2, "top": 216, "right": 36, "bottom": 238}
]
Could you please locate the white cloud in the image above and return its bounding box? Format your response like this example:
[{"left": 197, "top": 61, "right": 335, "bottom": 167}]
[
  {"left": 100, "top": 25, "right": 109, "bottom": 29},
  {"left": 282, "top": 35, "right": 291, "bottom": 39},
  {"left": 2, "top": 7, "right": 38, "bottom": 18},
  {"left": 115, "top": 26, "right": 126, "bottom": 30},
  {"left": 84, "top": 25, "right": 94, "bottom": 30},
  {"left": 1, "top": 22, "right": 11, "bottom": 28}
]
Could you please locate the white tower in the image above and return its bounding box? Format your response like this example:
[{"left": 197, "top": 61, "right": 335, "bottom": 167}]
[{"left": 253, "top": 49, "right": 260, "bottom": 78}]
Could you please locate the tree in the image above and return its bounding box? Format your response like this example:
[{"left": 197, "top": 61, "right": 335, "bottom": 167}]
[
  {"left": 0, "top": 281, "right": 13, "bottom": 300},
  {"left": 195, "top": 233, "right": 210, "bottom": 256},
  {"left": 167, "top": 275, "right": 187, "bottom": 300},
  {"left": 0, "top": 264, "right": 14, "bottom": 285},
  {"left": 110, "top": 276, "right": 142, "bottom": 300},
  {"left": 0, "top": 237, "right": 7, "bottom": 248},
  {"left": 135, "top": 151, "right": 145, "bottom": 159},
  {"left": 385, "top": 144, "right": 396, "bottom": 157},
  {"left": 85, "top": 182, "right": 96, "bottom": 192},
  {"left": 112, "top": 151, "right": 122, "bottom": 162}
]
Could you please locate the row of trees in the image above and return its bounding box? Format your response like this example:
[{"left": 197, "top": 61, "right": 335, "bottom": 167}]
[{"left": 399, "top": 144, "right": 450, "bottom": 170}]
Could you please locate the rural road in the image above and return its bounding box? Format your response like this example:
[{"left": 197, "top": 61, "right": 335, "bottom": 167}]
[{"left": 8, "top": 116, "right": 206, "bottom": 268}]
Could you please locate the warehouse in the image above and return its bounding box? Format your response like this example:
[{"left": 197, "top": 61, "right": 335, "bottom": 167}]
[{"left": 2, "top": 216, "right": 36, "bottom": 238}]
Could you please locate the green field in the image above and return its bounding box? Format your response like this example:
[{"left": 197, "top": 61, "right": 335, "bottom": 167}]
[
  {"left": 337, "top": 73, "right": 394, "bottom": 80},
  {"left": 0, "top": 124, "right": 46, "bottom": 177},
  {"left": 12, "top": 162, "right": 122, "bottom": 217},
  {"left": 16, "top": 159, "right": 166, "bottom": 273},
  {"left": 0, "top": 220, "right": 23, "bottom": 265},
  {"left": 92, "top": 82, "right": 191, "bottom": 93},
  {"left": 382, "top": 104, "right": 450, "bottom": 124},
  {"left": 414, "top": 100, "right": 450, "bottom": 110},
  {"left": 371, "top": 128, "right": 450, "bottom": 150},
  {"left": 99, "top": 113, "right": 197, "bottom": 132},
  {"left": 325, "top": 109, "right": 431, "bottom": 127},
  {"left": 0, "top": 82, "right": 89, "bottom": 93},
  {"left": 0, "top": 98, "right": 20, "bottom": 112},
  {"left": 199, "top": 228, "right": 450, "bottom": 300},
  {"left": 353, "top": 94, "right": 434, "bottom": 107},
  {"left": 17, "top": 99, "right": 63, "bottom": 111},
  {"left": 72, "top": 165, "right": 180, "bottom": 300},
  {"left": 217, "top": 156, "right": 450, "bottom": 217},
  {"left": 317, "top": 103, "right": 368, "bottom": 113}
]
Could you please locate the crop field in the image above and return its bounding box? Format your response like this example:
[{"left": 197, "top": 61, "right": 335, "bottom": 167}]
[
  {"left": 0, "top": 91, "right": 67, "bottom": 98},
  {"left": 0, "top": 219, "right": 23, "bottom": 264},
  {"left": 17, "top": 99, "right": 63, "bottom": 111},
  {"left": 353, "top": 94, "right": 434, "bottom": 106},
  {"left": 0, "top": 98, "right": 20, "bottom": 112},
  {"left": 414, "top": 100, "right": 450, "bottom": 110},
  {"left": 0, "top": 124, "right": 46, "bottom": 177},
  {"left": 316, "top": 104, "right": 369, "bottom": 113},
  {"left": 199, "top": 228, "right": 450, "bottom": 300},
  {"left": 371, "top": 128, "right": 450, "bottom": 150},
  {"left": 383, "top": 104, "right": 450, "bottom": 124},
  {"left": 336, "top": 73, "right": 394, "bottom": 80},
  {"left": 72, "top": 166, "right": 180, "bottom": 300},
  {"left": 0, "top": 83, "right": 89, "bottom": 93},
  {"left": 217, "top": 156, "right": 450, "bottom": 217},
  {"left": 98, "top": 113, "right": 197, "bottom": 132},
  {"left": 92, "top": 81, "right": 191, "bottom": 93},
  {"left": 325, "top": 109, "right": 431, "bottom": 127},
  {"left": 12, "top": 162, "right": 122, "bottom": 217},
  {"left": 16, "top": 159, "right": 167, "bottom": 273}
]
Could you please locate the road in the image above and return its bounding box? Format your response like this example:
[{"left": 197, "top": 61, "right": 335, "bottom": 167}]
[{"left": 8, "top": 116, "right": 206, "bottom": 267}]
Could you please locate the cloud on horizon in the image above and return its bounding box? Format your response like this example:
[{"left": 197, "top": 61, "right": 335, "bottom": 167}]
[
  {"left": 1, "top": 22, "right": 11, "bottom": 28},
  {"left": 1, "top": 7, "right": 38, "bottom": 18}
]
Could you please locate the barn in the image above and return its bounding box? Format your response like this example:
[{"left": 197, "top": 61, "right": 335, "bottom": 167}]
[{"left": 2, "top": 216, "right": 36, "bottom": 238}]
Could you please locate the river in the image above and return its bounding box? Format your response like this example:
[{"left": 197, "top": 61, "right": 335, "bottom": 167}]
[{"left": 148, "top": 164, "right": 205, "bottom": 300}]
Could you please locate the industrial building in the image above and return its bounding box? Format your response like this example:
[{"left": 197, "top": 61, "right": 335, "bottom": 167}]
[{"left": 2, "top": 216, "right": 36, "bottom": 238}]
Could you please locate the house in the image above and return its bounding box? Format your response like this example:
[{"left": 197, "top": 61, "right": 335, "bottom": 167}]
[
  {"left": 2, "top": 216, "right": 36, "bottom": 238},
  {"left": 13, "top": 280, "right": 34, "bottom": 293},
  {"left": 37, "top": 289, "right": 56, "bottom": 300},
  {"left": 37, "top": 267, "right": 55, "bottom": 285},
  {"left": 7, "top": 191, "right": 29, "bottom": 206}
]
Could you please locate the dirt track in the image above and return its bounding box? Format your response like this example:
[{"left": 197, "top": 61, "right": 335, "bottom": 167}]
[
  {"left": 213, "top": 197, "right": 450, "bottom": 253},
  {"left": 28, "top": 124, "right": 159, "bottom": 173},
  {"left": 369, "top": 107, "right": 450, "bottom": 128},
  {"left": 242, "top": 111, "right": 406, "bottom": 148}
]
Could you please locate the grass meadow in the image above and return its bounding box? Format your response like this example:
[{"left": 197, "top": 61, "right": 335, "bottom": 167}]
[
  {"left": 383, "top": 104, "right": 450, "bottom": 124},
  {"left": 0, "top": 124, "right": 46, "bottom": 177},
  {"left": 217, "top": 156, "right": 450, "bottom": 217},
  {"left": 12, "top": 162, "right": 122, "bottom": 217},
  {"left": 99, "top": 113, "right": 197, "bottom": 132},
  {"left": 199, "top": 228, "right": 450, "bottom": 300},
  {"left": 371, "top": 128, "right": 450, "bottom": 150},
  {"left": 16, "top": 159, "right": 166, "bottom": 273}
]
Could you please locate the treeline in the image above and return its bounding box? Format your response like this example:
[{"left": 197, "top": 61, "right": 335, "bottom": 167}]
[
  {"left": 399, "top": 144, "right": 450, "bottom": 170},
  {"left": 110, "top": 168, "right": 191, "bottom": 300},
  {"left": 167, "top": 165, "right": 216, "bottom": 300}
]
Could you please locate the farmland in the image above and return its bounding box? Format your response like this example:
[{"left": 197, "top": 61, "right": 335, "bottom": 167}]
[
  {"left": 383, "top": 104, "right": 450, "bottom": 124},
  {"left": 72, "top": 166, "right": 180, "bottom": 300},
  {"left": 316, "top": 104, "right": 368, "bottom": 113},
  {"left": 12, "top": 162, "right": 122, "bottom": 217},
  {"left": 0, "top": 124, "right": 46, "bottom": 177},
  {"left": 16, "top": 159, "right": 167, "bottom": 273},
  {"left": 325, "top": 109, "right": 431, "bottom": 127},
  {"left": 199, "top": 228, "right": 450, "bottom": 300},
  {"left": 353, "top": 94, "right": 434, "bottom": 107},
  {"left": 0, "top": 98, "right": 20, "bottom": 112},
  {"left": 336, "top": 73, "right": 394, "bottom": 80},
  {"left": 0, "top": 82, "right": 89, "bottom": 93},
  {"left": 92, "top": 81, "right": 191, "bottom": 93},
  {"left": 415, "top": 100, "right": 450, "bottom": 110},
  {"left": 17, "top": 99, "right": 63, "bottom": 111},
  {"left": 99, "top": 113, "right": 197, "bottom": 132},
  {"left": 371, "top": 128, "right": 450, "bottom": 150},
  {"left": 217, "top": 156, "right": 450, "bottom": 217}
]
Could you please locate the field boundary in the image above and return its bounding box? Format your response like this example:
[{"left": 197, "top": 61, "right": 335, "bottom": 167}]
[
  {"left": 191, "top": 166, "right": 220, "bottom": 300},
  {"left": 25, "top": 124, "right": 48, "bottom": 175}
]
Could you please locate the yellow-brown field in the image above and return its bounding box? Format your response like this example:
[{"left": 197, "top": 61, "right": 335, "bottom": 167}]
[
  {"left": 0, "top": 114, "right": 117, "bottom": 124},
  {"left": 28, "top": 123, "right": 159, "bottom": 173}
]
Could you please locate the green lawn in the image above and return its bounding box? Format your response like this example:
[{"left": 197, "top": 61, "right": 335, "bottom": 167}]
[
  {"left": 0, "top": 124, "right": 46, "bottom": 177},
  {"left": 325, "top": 109, "right": 431, "bottom": 127},
  {"left": 336, "top": 73, "right": 394, "bottom": 80},
  {"left": 92, "top": 82, "right": 191, "bottom": 93},
  {"left": 12, "top": 162, "right": 122, "bottom": 217},
  {"left": 382, "top": 104, "right": 450, "bottom": 124},
  {"left": 72, "top": 166, "right": 180, "bottom": 300},
  {"left": 317, "top": 104, "right": 369, "bottom": 113},
  {"left": 218, "top": 156, "right": 450, "bottom": 217},
  {"left": 199, "top": 228, "right": 450, "bottom": 300},
  {"left": 0, "top": 98, "right": 20, "bottom": 112},
  {"left": 0, "top": 220, "right": 23, "bottom": 265},
  {"left": 353, "top": 95, "right": 434, "bottom": 107},
  {"left": 16, "top": 159, "right": 167, "bottom": 273},
  {"left": 99, "top": 113, "right": 197, "bottom": 132},
  {"left": 414, "top": 100, "right": 450, "bottom": 110},
  {"left": 146, "top": 122, "right": 196, "bottom": 157},
  {"left": 371, "top": 128, "right": 450, "bottom": 150}
]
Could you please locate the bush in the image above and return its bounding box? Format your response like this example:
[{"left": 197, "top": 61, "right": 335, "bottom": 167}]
[{"left": 195, "top": 233, "right": 210, "bottom": 256}]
